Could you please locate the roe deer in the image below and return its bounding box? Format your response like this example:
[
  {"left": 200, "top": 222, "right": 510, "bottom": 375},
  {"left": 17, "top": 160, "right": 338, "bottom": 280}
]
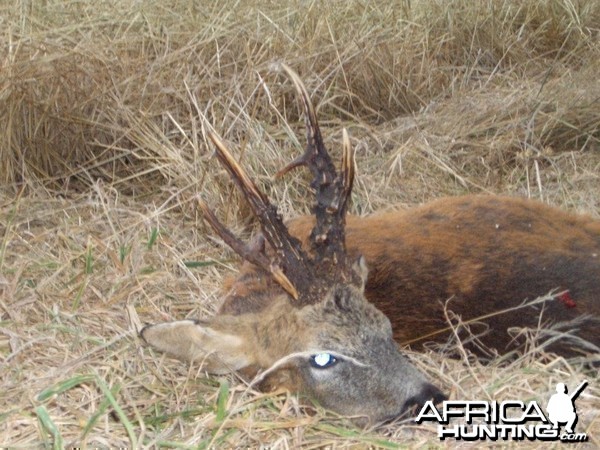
[
  {"left": 141, "top": 65, "right": 445, "bottom": 424},
  {"left": 141, "top": 65, "right": 599, "bottom": 424}
]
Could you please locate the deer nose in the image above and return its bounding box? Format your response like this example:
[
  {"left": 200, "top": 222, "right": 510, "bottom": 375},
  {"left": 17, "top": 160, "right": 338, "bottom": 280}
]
[{"left": 402, "top": 383, "right": 447, "bottom": 414}]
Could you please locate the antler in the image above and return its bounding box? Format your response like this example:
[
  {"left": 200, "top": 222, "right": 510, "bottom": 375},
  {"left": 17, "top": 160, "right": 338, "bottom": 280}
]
[
  {"left": 276, "top": 64, "right": 355, "bottom": 275},
  {"left": 203, "top": 131, "right": 315, "bottom": 300},
  {"left": 202, "top": 65, "right": 356, "bottom": 305}
]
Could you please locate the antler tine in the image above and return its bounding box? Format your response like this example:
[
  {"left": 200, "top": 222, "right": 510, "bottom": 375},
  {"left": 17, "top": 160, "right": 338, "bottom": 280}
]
[
  {"left": 206, "top": 130, "right": 314, "bottom": 299},
  {"left": 340, "top": 128, "right": 355, "bottom": 215},
  {"left": 198, "top": 200, "right": 269, "bottom": 269},
  {"left": 199, "top": 200, "right": 299, "bottom": 299},
  {"left": 275, "top": 64, "right": 336, "bottom": 181}
]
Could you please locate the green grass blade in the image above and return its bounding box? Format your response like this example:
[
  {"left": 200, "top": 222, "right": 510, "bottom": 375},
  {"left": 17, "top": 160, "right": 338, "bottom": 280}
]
[
  {"left": 94, "top": 374, "right": 137, "bottom": 448},
  {"left": 35, "top": 405, "right": 64, "bottom": 450},
  {"left": 147, "top": 227, "right": 159, "bottom": 249},
  {"left": 183, "top": 260, "right": 219, "bottom": 268},
  {"left": 82, "top": 383, "right": 122, "bottom": 437},
  {"left": 215, "top": 380, "right": 229, "bottom": 423},
  {"left": 37, "top": 374, "right": 95, "bottom": 401},
  {"left": 85, "top": 241, "right": 93, "bottom": 274}
]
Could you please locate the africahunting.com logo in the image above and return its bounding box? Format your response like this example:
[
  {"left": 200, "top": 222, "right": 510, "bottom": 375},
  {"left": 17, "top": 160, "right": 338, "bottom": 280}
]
[{"left": 415, "top": 380, "right": 589, "bottom": 442}]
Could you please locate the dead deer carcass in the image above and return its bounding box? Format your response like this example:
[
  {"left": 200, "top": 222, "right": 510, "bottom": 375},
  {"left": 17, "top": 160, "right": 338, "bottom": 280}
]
[{"left": 141, "top": 65, "right": 445, "bottom": 424}]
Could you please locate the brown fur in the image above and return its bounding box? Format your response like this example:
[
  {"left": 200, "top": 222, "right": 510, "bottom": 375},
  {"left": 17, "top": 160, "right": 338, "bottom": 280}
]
[{"left": 221, "top": 195, "right": 600, "bottom": 355}]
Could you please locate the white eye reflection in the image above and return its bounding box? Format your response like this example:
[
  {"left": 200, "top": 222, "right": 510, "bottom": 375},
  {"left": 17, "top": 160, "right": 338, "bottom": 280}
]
[{"left": 310, "top": 353, "right": 338, "bottom": 369}]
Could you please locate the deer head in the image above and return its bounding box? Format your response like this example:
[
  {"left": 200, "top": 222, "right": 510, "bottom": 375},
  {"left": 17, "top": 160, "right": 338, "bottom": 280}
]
[{"left": 140, "top": 65, "right": 445, "bottom": 424}]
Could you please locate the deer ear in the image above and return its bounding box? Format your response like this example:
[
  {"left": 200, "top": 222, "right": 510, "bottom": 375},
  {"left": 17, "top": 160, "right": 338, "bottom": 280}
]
[{"left": 140, "top": 319, "right": 254, "bottom": 374}]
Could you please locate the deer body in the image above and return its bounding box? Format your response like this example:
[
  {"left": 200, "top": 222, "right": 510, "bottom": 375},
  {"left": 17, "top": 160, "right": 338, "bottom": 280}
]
[{"left": 222, "top": 195, "right": 600, "bottom": 355}]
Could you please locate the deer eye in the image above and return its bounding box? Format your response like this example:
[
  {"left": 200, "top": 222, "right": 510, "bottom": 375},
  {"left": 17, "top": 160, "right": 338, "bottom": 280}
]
[{"left": 310, "top": 353, "right": 338, "bottom": 369}]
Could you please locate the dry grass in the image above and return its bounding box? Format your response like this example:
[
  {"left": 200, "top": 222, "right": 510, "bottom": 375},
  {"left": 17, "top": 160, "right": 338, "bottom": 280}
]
[{"left": 1, "top": 0, "right": 599, "bottom": 447}]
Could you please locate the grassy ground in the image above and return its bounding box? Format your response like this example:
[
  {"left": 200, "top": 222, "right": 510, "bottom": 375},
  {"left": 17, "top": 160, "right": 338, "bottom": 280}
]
[{"left": 1, "top": 0, "right": 599, "bottom": 447}]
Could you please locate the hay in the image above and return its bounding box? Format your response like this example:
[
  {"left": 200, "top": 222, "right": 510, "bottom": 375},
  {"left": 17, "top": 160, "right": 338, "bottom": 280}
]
[{"left": 1, "top": 0, "right": 599, "bottom": 447}]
